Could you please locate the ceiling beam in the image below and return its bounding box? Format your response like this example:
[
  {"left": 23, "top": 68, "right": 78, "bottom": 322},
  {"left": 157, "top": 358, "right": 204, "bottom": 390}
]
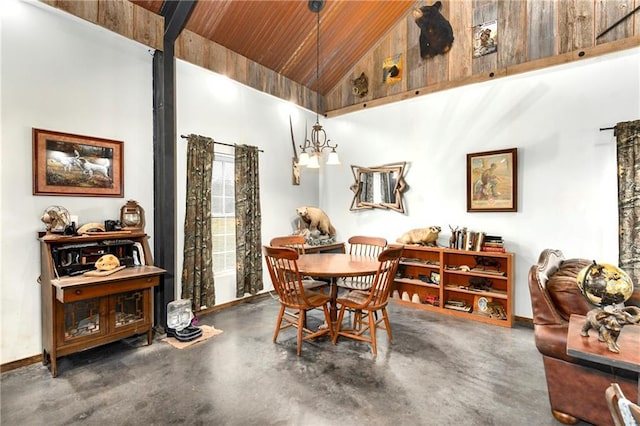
[{"left": 162, "top": 0, "right": 197, "bottom": 42}]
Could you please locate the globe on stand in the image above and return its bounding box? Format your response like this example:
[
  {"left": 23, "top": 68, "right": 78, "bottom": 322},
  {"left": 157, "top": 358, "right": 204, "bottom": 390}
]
[
  {"left": 576, "top": 261, "right": 639, "bottom": 353},
  {"left": 577, "top": 261, "right": 634, "bottom": 307}
]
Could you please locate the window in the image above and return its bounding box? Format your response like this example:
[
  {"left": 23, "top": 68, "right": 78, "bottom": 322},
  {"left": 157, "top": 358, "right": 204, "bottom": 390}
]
[{"left": 211, "top": 153, "right": 235, "bottom": 273}]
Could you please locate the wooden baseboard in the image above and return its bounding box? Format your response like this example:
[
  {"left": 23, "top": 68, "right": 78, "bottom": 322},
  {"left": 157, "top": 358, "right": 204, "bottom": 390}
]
[
  {"left": 0, "top": 354, "right": 42, "bottom": 374},
  {"left": 196, "top": 292, "right": 272, "bottom": 316},
  {"left": 514, "top": 316, "right": 533, "bottom": 328}
]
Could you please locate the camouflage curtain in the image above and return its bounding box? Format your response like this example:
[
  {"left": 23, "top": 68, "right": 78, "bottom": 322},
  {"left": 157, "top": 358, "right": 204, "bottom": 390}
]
[
  {"left": 235, "top": 144, "right": 263, "bottom": 297},
  {"left": 181, "top": 134, "right": 215, "bottom": 310},
  {"left": 616, "top": 120, "right": 640, "bottom": 286}
]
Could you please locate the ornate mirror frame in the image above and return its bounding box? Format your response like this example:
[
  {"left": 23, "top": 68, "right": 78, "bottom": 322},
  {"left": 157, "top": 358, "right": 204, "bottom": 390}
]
[{"left": 350, "top": 162, "right": 408, "bottom": 213}]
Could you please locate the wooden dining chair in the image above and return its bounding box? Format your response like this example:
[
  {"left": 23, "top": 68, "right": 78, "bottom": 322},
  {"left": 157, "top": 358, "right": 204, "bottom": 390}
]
[
  {"left": 270, "top": 235, "right": 328, "bottom": 292},
  {"left": 606, "top": 383, "right": 640, "bottom": 426},
  {"left": 337, "top": 236, "right": 388, "bottom": 291},
  {"left": 262, "top": 246, "right": 333, "bottom": 356},
  {"left": 269, "top": 235, "right": 308, "bottom": 253},
  {"left": 333, "top": 246, "right": 403, "bottom": 356}
]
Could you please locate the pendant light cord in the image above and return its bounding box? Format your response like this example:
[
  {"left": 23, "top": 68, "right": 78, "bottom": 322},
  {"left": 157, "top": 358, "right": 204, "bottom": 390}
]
[{"left": 315, "top": 9, "right": 320, "bottom": 124}]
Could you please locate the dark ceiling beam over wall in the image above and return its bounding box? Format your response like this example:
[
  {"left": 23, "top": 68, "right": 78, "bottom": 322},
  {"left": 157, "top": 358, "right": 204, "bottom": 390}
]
[{"left": 153, "top": 0, "right": 197, "bottom": 331}]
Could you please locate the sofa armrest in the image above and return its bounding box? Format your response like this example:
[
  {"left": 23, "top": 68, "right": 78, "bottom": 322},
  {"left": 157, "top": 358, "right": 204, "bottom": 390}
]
[
  {"left": 534, "top": 323, "right": 571, "bottom": 361},
  {"left": 529, "top": 249, "right": 566, "bottom": 326}
]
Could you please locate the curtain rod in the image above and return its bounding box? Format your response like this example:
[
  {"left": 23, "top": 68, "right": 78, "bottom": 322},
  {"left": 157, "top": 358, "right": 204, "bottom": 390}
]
[
  {"left": 599, "top": 126, "right": 615, "bottom": 131},
  {"left": 180, "top": 134, "right": 264, "bottom": 152}
]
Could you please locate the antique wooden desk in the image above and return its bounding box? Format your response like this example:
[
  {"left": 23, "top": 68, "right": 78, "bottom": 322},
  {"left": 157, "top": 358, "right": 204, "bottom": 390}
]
[{"left": 39, "top": 232, "right": 165, "bottom": 377}]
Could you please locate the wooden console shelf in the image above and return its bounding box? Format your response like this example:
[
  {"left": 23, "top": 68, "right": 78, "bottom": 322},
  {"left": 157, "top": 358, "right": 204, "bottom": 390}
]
[
  {"left": 390, "top": 244, "right": 514, "bottom": 327},
  {"left": 39, "top": 232, "right": 165, "bottom": 377}
]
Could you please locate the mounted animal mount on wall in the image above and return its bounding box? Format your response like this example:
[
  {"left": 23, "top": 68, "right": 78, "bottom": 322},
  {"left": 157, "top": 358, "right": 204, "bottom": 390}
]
[
  {"left": 289, "top": 116, "right": 300, "bottom": 185},
  {"left": 413, "top": 1, "right": 454, "bottom": 59},
  {"left": 351, "top": 72, "right": 368, "bottom": 98}
]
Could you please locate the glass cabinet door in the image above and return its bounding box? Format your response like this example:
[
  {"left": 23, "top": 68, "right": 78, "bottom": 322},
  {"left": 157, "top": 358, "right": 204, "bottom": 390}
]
[
  {"left": 113, "top": 290, "right": 146, "bottom": 329},
  {"left": 62, "top": 297, "right": 105, "bottom": 342}
]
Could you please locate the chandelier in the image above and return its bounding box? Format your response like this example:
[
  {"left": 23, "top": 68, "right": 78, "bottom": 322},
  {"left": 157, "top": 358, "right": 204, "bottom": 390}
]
[{"left": 298, "top": 0, "right": 339, "bottom": 169}]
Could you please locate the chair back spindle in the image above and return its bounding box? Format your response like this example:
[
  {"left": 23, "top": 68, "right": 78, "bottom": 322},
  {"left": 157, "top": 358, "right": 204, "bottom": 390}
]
[
  {"left": 338, "top": 236, "right": 388, "bottom": 290},
  {"left": 269, "top": 235, "right": 308, "bottom": 254}
]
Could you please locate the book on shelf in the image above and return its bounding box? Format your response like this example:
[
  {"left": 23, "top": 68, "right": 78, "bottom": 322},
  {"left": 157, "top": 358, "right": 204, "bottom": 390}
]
[
  {"left": 459, "top": 231, "right": 486, "bottom": 251},
  {"left": 473, "top": 232, "right": 485, "bottom": 252},
  {"left": 465, "top": 230, "right": 473, "bottom": 250},
  {"left": 451, "top": 231, "right": 504, "bottom": 251},
  {"left": 481, "top": 246, "right": 506, "bottom": 253},
  {"left": 482, "top": 241, "right": 504, "bottom": 247},
  {"left": 444, "top": 302, "right": 472, "bottom": 312}
]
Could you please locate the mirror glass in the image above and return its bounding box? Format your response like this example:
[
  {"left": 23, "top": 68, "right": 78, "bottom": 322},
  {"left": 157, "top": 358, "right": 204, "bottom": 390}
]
[{"left": 350, "top": 162, "right": 408, "bottom": 213}]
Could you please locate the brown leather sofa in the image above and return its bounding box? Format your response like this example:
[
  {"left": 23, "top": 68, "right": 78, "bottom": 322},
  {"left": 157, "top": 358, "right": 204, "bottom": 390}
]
[{"left": 529, "top": 249, "right": 639, "bottom": 425}]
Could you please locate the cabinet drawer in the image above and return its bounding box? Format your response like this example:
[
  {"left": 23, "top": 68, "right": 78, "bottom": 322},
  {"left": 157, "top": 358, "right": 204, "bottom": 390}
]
[{"left": 57, "top": 276, "right": 160, "bottom": 303}]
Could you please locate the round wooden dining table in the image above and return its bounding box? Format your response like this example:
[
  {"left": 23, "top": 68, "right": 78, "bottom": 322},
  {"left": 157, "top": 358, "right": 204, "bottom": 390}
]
[{"left": 296, "top": 253, "right": 380, "bottom": 324}]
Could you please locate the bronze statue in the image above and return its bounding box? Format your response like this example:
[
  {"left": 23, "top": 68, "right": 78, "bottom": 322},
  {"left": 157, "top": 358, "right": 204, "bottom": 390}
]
[{"left": 581, "top": 306, "right": 640, "bottom": 353}]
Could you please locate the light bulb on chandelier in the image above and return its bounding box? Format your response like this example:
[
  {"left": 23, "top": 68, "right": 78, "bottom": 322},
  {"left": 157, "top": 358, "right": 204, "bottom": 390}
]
[{"left": 298, "top": 0, "right": 339, "bottom": 168}]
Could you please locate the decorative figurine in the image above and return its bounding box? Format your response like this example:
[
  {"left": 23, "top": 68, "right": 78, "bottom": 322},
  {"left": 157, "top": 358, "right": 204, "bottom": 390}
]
[
  {"left": 351, "top": 72, "right": 369, "bottom": 98},
  {"left": 396, "top": 226, "right": 441, "bottom": 246},
  {"left": 294, "top": 206, "right": 336, "bottom": 245},
  {"left": 412, "top": 1, "right": 454, "bottom": 59},
  {"left": 41, "top": 205, "right": 71, "bottom": 233},
  {"left": 295, "top": 206, "right": 336, "bottom": 237},
  {"left": 473, "top": 256, "right": 501, "bottom": 272}
]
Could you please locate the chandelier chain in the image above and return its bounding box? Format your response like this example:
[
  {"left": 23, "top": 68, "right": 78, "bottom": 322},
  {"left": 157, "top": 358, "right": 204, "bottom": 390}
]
[{"left": 297, "top": 0, "right": 339, "bottom": 167}]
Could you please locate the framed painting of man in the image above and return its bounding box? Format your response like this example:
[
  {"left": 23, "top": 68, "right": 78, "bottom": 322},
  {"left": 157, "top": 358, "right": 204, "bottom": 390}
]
[{"left": 467, "top": 148, "right": 517, "bottom": 212}]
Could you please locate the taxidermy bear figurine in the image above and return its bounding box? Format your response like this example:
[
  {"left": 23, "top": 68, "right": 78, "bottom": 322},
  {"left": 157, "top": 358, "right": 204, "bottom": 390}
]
[
  {"left": 396, "top": 226, "right": 441, "bottom": 246},
  {"left": 296, "top": 206, "right": 336, "bottom": 237},
  {"left": 413, "top": 1, "right": 454, "bottom": 59}
]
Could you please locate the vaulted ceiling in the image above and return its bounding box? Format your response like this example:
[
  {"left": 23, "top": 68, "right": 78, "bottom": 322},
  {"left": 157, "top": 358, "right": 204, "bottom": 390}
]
[{"left": 130, "top": 0, "right": 415, "bottom": 95}]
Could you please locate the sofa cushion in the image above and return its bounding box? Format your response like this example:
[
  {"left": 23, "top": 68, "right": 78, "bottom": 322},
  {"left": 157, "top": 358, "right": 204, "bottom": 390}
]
[{"left": 545, "top": 258, "right": 593, "bottom": 321}]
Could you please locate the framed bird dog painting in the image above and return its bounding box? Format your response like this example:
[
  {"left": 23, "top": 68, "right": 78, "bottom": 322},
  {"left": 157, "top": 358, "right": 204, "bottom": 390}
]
[{"left": 32, "top": 128, "right": 124, "bottom": 197}]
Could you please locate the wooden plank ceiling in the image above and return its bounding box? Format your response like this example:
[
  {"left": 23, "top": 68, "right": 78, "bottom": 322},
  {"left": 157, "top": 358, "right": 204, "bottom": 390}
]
[{"left": 131, "top": 0, "right": 415, "bottom": 95}]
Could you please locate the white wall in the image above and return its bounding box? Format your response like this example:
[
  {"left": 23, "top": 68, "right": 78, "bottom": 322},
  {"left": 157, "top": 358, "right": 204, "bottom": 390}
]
[
  {"left": 1, "top": 1, "right": 154, "bottom": 364},
  {"left": 321, "top": 47, "right": 640, "bottom": 318}
]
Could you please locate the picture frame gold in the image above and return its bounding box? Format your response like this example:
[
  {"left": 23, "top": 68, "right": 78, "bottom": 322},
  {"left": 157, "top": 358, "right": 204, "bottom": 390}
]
[
  {"left": 32, "top": 128, "right": 124, "bottom": 197},
  {"left": 467, "top": 148, "right": 517, "bottom": 212}
]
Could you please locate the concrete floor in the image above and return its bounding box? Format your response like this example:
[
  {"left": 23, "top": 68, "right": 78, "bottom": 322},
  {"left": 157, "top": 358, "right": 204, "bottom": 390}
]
[{"left": 1, "top": 296, "right": 590, "bottom": 426}]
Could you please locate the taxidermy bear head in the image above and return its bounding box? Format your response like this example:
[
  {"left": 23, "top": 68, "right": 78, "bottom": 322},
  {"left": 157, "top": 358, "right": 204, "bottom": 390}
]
[{"left": 412, "top": 1, "right": 454, "bottom": 59}]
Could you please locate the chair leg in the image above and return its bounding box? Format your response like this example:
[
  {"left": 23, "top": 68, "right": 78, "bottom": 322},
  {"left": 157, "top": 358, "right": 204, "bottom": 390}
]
[
  {"left": 333, "top": 305, "right": 347, "bottom": 344},
  {"left": 353, "top": 309, "right": 362, "bottom": 330},
  {"left": 381, "top": 307, "right": 393, "bottom": 342},
  {"left": 369, "top": 309, "right": 377, "bottom": 356},
  {"left": 296, "top": 309, "right": 304, "bottom": 356},
  {"left": 273, "top": 304, "right": 286, "bottom": 342},
  {"left": 322, "top": 303, "right": 334, "bottom": 340}
]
